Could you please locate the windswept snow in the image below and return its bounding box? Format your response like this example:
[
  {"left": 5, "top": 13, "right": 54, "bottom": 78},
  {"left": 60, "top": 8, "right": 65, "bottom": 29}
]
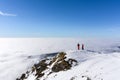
[
  {"left": 0, "top": 38, "right": 120, "bottom": 80},
  {"left": 20, "top": 51, "right": 120, "bottom": 80},
  {"left": 47, "top": 51, "right": 120, "bottom": 80}
]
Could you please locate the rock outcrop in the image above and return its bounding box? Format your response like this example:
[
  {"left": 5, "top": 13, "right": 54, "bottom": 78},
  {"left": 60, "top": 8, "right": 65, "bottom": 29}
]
[{"left": 16, "top": 52, "right": 77, "bottom": 80}]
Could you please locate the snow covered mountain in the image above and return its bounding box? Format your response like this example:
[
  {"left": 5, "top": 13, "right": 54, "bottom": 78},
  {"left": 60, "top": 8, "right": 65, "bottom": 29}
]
[{"left": 0, "top": 38, "right": 120, "bottom": 80}]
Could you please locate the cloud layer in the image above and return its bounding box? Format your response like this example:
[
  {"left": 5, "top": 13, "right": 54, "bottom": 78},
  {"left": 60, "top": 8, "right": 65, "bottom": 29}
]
[{"left": 0, "top": 11, "right": 16, "bottom": 16}]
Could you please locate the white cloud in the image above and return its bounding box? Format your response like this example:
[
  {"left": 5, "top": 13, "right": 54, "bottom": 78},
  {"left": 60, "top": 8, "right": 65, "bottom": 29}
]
[{"left": 0, "top": 11, "right": 16, "bottom": 16}]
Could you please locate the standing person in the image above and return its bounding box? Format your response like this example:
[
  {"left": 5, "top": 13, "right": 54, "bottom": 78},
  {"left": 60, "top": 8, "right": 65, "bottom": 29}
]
[
  {"left": 82, "top": 44, "right": 84, "bottom": 50},
  {"left": 77, "top": 43, "right": 80, "bottom": 50}
]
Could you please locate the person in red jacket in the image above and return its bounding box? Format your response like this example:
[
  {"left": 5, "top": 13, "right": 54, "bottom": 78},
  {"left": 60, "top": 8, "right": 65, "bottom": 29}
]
[{"left": 77, "top": 43, "right": 80, "bottom": 50}]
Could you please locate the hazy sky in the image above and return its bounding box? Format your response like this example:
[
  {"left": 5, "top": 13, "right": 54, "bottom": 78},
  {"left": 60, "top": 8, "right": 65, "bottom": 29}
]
[{"left": 0, "top": 0, "right": 120, "bottom": 38}]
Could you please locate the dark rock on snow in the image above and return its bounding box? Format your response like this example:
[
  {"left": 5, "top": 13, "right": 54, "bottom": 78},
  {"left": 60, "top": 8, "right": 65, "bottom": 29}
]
[{"left": 16, "top": 52, "right": 77, "bottom": 80}]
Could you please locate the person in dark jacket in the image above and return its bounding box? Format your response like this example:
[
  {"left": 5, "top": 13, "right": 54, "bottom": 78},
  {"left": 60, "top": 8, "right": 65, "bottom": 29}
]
[
  {"left": 77, "top": 43, "right": 80, "bottom": 50},
  {"left": 82, "top": 44, "right": 84, "bottom": 50}
]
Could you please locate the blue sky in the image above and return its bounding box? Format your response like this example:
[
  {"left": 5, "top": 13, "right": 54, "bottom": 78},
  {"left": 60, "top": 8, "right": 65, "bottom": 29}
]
[{"left": 0, "top": 0, "right": 120, "bottom": 38}]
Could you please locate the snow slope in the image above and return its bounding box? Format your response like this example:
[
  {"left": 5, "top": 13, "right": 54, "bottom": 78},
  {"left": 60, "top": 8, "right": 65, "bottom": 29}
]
[
  {"left": 0, "top": 38, "right": 120, "bottom": 80},
  {"left": 46, "top": 50, "right": 120, "bottom": 80},
  {"left": 23, "top": 50, "right": 120, "bottom": 80}
]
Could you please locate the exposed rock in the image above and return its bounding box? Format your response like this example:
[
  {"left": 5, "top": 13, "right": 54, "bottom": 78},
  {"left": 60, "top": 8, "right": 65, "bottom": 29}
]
[
  {"left": 82, "top": 76, "right": 91, "bottom": 80},
  {"left": 70, "top": 77, "right": 75, "bottom": 80},
  {"left": 87, "top": 77, "right": 91, "bottom": 80},
  {"left": 16, "top": 52, "right": 78, "bottom": 80},
  {"left": 52, "top": 59, "right": 71, "bottom": 72}
]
